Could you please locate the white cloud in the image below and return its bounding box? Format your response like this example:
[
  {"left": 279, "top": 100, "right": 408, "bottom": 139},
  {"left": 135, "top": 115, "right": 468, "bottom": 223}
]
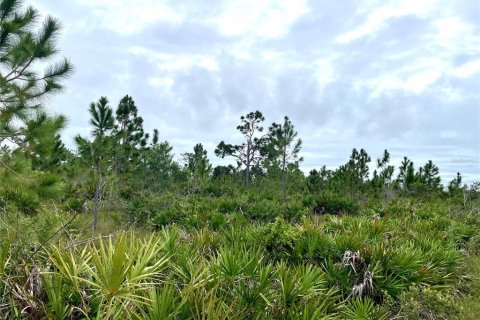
[
  {"left": 148, "top": 77, "right": 175, "bottom": 88},
  {"left": 368, "top": 59, "right": 447, "bottom": 97},
  {"left": 451, "top": 60, "right": 480, "bottom": 78},
  {"left": 404, "top": 69, "right": 442, "bottom": 94},
  {"left": 336, "top": 0, "right": 440, "bottom": 44},
  {"left": 313, "top": 57, "right": 339, "bottom": 88},
  {"left": 213, "top": 0, "right": 309, "bottom": 39},
  {"left": 433, "top": 16, "right": 478, "bottom": 52},
  {"left": 130, "top": 47, "right": 219, "bottom": 72},
  {"left": 76, "top": 0, "right": 184, "bottom": 35}
]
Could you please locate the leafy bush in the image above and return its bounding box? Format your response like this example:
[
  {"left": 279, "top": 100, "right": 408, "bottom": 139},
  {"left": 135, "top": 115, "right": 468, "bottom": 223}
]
[
  {"left": 467, "top": 234, "right": 480, "bottom": 255},
  {"left": 242, "top": 198, "right": 280, "bottom": 220},
  {"left": 126, "top": 193, "right": 186, "bottom": 225},
  {"left": 217, "top": 196, "right": 241, "bottom": 213},
  {"left": 281, "top": 200, "right": 310, "bottom": 221},
  {"left": 395, "top": 286, "right": 460, "bottom": 320},
  {"left": 255, "top": 217, "right": 299, "bottom": 261},
  {"left": 314, "top": 196, "right": 359, "bottom": 215}
]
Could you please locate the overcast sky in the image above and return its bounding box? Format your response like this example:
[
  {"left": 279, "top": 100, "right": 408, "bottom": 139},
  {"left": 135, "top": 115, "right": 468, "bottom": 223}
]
[{"left": 32, "top": 0, "right": 480, "bottom": 184}]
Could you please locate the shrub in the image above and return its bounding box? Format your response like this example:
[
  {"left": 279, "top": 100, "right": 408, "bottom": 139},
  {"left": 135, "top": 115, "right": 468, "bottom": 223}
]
[
  {"left": 0, "top": 188, "right": 40, "bottom": 214},
  {"left": 209, "top": 212, "right": 226, "bottom": 230},
  {"left": 281, "top": 200, "right": 310, "bottom": 221},
  {"left": 255, "top": 217, "right": 299, "bottom": 261},
  {"left": 314, "top": 196, "right": 358, "bottom": 215},
  {"left": 243, "top": 198, "right": 280, "bottom": 220},
  {"left": 395, "top": 286, "right": 460, "bottom": 320},
  {"left": 126, "top": 193, "right": 185, "bottom": 225},
  {"left": 217, "top": 197, "right": 241, "bottom": 213}
]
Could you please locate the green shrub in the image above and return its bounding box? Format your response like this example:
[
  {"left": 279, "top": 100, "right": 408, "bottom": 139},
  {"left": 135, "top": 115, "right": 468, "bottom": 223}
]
[
  {"left": 255, "top": 217, "right": 299, "bottom": 261},
  {"left": 182, "top": 212, "right": 199, "bottom": 229},
  {"left": 294, "top": 228, "right": 331, "bottom": 263},
  {"left": 151, "top": 209, "right": 185, "bottom": 228},
  {"left": 125, "top": 196, "right": 152, "bottom": 222},
  {"left": 243, "top": 198, "right": 280, "bottom": 220},
  {"left": 35, "top": 172, "right": 63, "bottom": 200},
  {"left": 217, "top": 197, "right": 240, "bottom": 213},
  {"left": 314, "top": 196, "right": 358, "bottom": 215},
  {"left": 395, "top": 286, "right": 460, "bottom": 320},
  {"left": 126, "top": 193, "right": 185, "bottom": 225},
  {"left": 281, "top": 201, "right": 309, "bottom": 221},
  {"left": 209, "top": 212, "right": 226, "bottom": 230},
  {"left": 0, "top": 188, "right": 40, "bottom": 214}
]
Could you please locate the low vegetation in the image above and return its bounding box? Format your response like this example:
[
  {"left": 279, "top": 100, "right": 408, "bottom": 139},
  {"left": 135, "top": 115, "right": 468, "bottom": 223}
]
[{"left": 0, "top": 0, "right": 479, "bottom": 319}]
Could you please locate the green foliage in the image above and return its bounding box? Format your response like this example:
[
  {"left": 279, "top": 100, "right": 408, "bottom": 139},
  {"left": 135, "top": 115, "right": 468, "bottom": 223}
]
[
  {"left": 256, "top": 217, "right": 300, "bottom": 260},
  {"left": 43, "top": 273, "right": 72, "bottom": 320},
  {"left": 2, "top": 1, "right": 477, "bottom": 319},
  {"left": 182, "top": 143, "right": 212, "bottom": 191},
  {"left": 0, "top": 197, "right": 478, "bottom": 319},
  {"left": 0, "top": 0, "right": 73, "bottom": 144},
  {"left": 416, "top": 160, "right": 442, "bottom": 191},
  {"left": 266, "top": 116, "right": 303, "bottom": 200},
  {"left": 114, "top": 95, "right": 147, "bottom": 176},
  {"left": 134, "top": 285, "right": 185, "bottom": 320},
  {"left": 343, "top": 298, "right": 389, "bottom": 320},
  {"left": 24, "top": 113, "right": 68, "bottom": 170},
  {"left": 215, "top": 110, "right": 268, "bottom": 188},
  {"left": 395, "top": 285, "right": 460, "bottom": 319},
  {"left": 209, "top": 212, "right": 226, "bottom": 230},
  {"left": 1, "top": 187, "right": 39, "bottom": 214},
  {"left": 314, "top": 195, "right": 359, "bottom": 215},
  {"left": 0, "top": 154, "right": 63, "bottom": 214}
]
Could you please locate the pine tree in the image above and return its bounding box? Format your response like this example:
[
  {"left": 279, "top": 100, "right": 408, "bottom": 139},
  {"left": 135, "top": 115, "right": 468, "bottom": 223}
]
[
  {"left": 417, "top": 160, "right": 441, "bottom": 190},
  {"left": 0, "top": 0, "right": 72, "bottom": 145},
  {"left": 215, "top": 111, "right": 268, "bottom": 188},
  {"left": 448, "top": 172, "right": 462, "bottom": 196},
  {"left": 139, "top": 140, "right": 183, "bottom": 192},
  {"left": 182, "top": 143, "right": 212, "bottom": 190},
  {"left": 306, "top": 166, "right": 331, "bottom": 193},
  {"left": 23, "top": 112, "right": 67, "bottom": 170},
  {"left": 75, "top": 97, "right": 114, "bottom": 230},
  {"left": 335, "top": 148, "right": 371, "bottom": 199},
  {"left": 267, "top": 116, "right": 303, "bottom": 200},
  {"left": 374, "top": 149, "right": 395, "bottom": 200},
  {"left": 397, "top": 156, "right": 415, "bottom": 190},
  {"left": 113, "top": 95, "right": 147, "bottom": 175}
]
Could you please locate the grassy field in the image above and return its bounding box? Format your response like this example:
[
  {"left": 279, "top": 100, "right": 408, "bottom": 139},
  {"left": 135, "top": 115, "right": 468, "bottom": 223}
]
[{"left": 1, "top": 196, "right": 479, "bottom": 319}]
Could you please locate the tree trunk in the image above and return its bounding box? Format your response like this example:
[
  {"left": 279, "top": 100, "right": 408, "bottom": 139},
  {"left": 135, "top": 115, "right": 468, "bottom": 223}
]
[
  {"left": 92, "top": 175, "right": 103, "bottom": 231},
  {"left": 281, "top": 147, "right": 287, "bottom": 202},
  {"left": 245, "top": 141, "right": 251, "bottom": 188}
]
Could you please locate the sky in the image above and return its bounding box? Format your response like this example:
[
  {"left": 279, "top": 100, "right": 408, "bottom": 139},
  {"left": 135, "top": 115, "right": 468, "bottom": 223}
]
[{"left": 31, "top": 0, "right": 480, "bottom": 184}]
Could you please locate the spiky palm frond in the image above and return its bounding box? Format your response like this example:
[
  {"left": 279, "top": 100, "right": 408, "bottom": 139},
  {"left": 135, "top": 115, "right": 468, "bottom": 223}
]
[
  {"left": 80, "top": 232, "right": 169, "bottom": 318},
  {"left": 133, "top": 284, "right": 186, "bottom": 320}
]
